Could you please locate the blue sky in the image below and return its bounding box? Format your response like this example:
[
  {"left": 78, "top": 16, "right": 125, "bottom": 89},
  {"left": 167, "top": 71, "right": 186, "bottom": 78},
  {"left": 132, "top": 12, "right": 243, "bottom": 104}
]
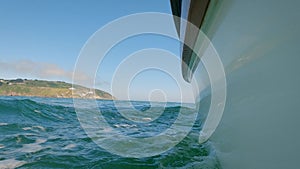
[
  {"left": 0, "top": 0, "right": 195, "bottom": 102},
  {"left": 0, "top": 0, "right": 172, "bottom": 70}
]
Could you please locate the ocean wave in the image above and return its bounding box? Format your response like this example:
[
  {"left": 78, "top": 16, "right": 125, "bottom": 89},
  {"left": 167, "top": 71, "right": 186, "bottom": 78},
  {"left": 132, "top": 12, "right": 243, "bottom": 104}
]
[{"left": 0, "top": 97, "right": 218, "bottom": 168}]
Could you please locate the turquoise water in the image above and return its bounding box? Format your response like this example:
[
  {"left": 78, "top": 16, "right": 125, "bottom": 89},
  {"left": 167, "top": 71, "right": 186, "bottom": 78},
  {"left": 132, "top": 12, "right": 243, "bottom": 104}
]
[{"left": 0, "top": 96, "right": 219, "bottom": 168}]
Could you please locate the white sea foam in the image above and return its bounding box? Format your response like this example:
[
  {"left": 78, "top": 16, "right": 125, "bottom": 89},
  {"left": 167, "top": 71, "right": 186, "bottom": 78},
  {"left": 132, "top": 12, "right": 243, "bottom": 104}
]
[
  {"left": 0, "top": 159, "right": 26, "bottom": 169},
  {"left": 114, "top": 124, "right": 137, "bottom": 128},
  {"left": 142, "top": 117, "right": 152, "bottom": 121},
  {"left": 0, "top": 123, "right": 8, "bottom": 126},
  {"left": 23, "top": 126, "right": 46, "bottom": 132},
  {"left": 33, "top": 126, "right": 46, "bottom": 131},
  {"left": 21, "top": 143, "right": 43, "bottom": 153},
  {"left": 102, "top": 127, "right": 112, "bottom": 132},
  {"left": 23, "top": 133, "right": 37, "bottom": 136},
  {"left": 62, "top": 144, "right": 76, "bottom": 150},
  {"left": 35, "top": 138, "right": 47, "bottom": 144},
  {"left": 20, "top": 138, "right": 47, "bottom": 153},
  {"left": 34, "top": 109, "right": 41, "bottom": 114},
  {"left": 22, "top": 127, "right": 32, "bottom": 131}
]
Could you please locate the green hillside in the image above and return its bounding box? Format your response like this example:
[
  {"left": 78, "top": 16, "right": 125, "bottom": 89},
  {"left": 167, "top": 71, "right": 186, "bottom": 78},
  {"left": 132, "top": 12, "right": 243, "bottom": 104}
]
[{"left": 0, "top": 78, "right": 114, "bottom": 100}]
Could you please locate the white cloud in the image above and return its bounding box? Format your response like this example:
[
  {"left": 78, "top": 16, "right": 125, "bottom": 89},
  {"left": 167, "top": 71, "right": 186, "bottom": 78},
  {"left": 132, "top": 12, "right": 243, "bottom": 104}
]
[
  {"left": 0, "top": 59, "right": 109, "bottom": 88},
  {"left": 0, "top": 59, "right": 71, "bottom": 80}
]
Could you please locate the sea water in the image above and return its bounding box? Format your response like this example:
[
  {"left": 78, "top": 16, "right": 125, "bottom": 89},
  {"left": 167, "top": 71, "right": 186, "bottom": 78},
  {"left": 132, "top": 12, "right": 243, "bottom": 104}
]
[{"left": 0, "top": 96, "right": 219, "bottom": 169}]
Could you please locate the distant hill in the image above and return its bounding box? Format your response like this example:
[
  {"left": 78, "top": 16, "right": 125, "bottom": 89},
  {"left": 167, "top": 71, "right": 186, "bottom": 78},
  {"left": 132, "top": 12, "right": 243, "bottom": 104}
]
[{"left": 0, "top": 78, "right": 115, "bottom": 100}]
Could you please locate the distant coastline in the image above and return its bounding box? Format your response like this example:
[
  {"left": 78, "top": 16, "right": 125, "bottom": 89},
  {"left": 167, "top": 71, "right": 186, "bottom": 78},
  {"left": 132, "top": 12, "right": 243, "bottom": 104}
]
[{"left": 0, "top": 78, "right": 114, "bottom": 100}]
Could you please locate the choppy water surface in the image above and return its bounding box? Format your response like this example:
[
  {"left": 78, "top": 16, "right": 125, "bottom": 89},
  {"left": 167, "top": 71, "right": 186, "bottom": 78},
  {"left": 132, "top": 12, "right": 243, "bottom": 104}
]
[{"left": 0, "top": 96, "right": 219, "bottom": 169}]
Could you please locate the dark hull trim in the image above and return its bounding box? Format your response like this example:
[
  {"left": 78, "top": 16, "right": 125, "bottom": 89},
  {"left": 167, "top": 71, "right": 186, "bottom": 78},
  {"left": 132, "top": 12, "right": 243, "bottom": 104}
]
[{"left": 170, "top": 0, "right": 211, "bottom": 82}]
